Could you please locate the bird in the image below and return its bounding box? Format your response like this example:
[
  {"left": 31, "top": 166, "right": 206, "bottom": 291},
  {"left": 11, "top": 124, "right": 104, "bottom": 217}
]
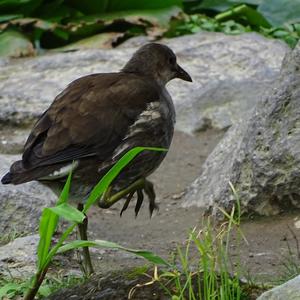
[{"left": 1, "top": 43, "right": 192, "bottom": 275}]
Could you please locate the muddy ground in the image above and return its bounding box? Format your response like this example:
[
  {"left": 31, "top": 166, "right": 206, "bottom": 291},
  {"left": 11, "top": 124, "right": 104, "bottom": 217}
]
[{"left": 48, "top": 129, "right": 300, "bottom": 297}]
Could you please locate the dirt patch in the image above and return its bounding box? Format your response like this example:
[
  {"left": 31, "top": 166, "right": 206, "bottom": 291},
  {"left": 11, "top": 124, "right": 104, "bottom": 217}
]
[
  {"left": 3, "top": 128, "right": 300, "bottom": 299},
  {"left": 80, "top": 129, "right": 300, "bottom": 283}
]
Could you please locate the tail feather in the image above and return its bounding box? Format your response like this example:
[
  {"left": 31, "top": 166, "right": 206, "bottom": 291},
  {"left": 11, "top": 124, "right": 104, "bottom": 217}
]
[
  {"left": 1, "top": 160, "right": 65, "bottom": 185},
  {"left": 1, "top": 160, "right": 31, "bottom": 184},
  {"left": 1, "top": 172, "right": 12, "bottom": 184},
  {"left": 1, "top": 160, "right": 38, "bottom": 185}
]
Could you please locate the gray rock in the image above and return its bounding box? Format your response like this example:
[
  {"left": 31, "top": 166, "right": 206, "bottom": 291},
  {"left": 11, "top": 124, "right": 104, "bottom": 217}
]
[
  {"left": 0, "top": 234, "right": 81, "bottom": 279},
  {"left": 0, "top": 234, "right": 39, "bottom": 278},
  {"left": 0, "top": 32, "right": 288, "bottom": 132},
  {"left": 183, "top": 41, "right": 300, "bottom": 216},
  {"left": 0, "top": 155, "right": 57, "bottom": 235},
  {"left": 257, "top": 275, "right": 300, "bottom": 300}
]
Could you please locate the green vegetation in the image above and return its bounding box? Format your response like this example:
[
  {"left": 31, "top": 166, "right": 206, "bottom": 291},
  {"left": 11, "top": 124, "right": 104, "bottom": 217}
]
[
  {"left": 0, "top": 147, "right": 169, "bottom": 300},
  {"left": 0, "top": 0, "right": 299, "bottom": 56},
  {"left": 0, "top": 148, "right": 259, "bottom": 300},
  {"left": 276, "top": 226, "right": 300, "bottom": 284},
  {"left": 147, "top": 183, "right": 252, "bottom": 300},
  {"left": 0, "top": 275, "right": 84, "bottom": 299},
  {"left": 0, "top": 175, "right": 295, "bottom": 299}
]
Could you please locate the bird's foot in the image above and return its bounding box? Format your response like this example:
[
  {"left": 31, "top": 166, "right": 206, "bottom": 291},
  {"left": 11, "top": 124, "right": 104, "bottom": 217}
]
[{"left": 98, "top": 178, "right": 158, "bottom": 217}]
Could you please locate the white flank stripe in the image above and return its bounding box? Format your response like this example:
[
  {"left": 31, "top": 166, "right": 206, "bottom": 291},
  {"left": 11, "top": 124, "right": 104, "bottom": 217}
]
[{"left": 39, "top": 161, "right": 79, "bottom": 180}]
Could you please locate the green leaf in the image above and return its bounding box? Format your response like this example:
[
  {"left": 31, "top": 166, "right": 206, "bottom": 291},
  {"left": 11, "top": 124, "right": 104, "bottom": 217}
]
[
  {"left": 67, "top": 6, "right": 182, "bottom": 37},
  {"left": 106, "top": 0, "right": 182, "bottom": 11},
  {"left": 38, "top": 284, "right": 52, "bottom": 297},
  {"left": 195, "top": 0, "right": 234, "bottom": 12},
  {"left": 57, "top": 167, "right": 73, "bottom": 205},
  {"left": 83, "top": 147, "right": 167, "bottom": 213},
  {"left": 0, "top": 14, "right": 23, "bottom": 22},
  {"left": 0, "top": 283, "right": 19, "bottom": 298},
  {"left": 54, "top": 32, "right": 123, "bottom": 51},
  {"left": 37, "top": 170, "right": 73, "bottom": 269},
  {"left": 230, "top": 0, "right": 262, "bottom": 5},
  {"left": 0, "top": 0, "right": 43, "bottom": 15},
  {"left": 215, "top": 4, "right": 270, "bottom": 28},
  {"left": 0, "top": 29, "right": 34, "bottom": 57},
  {"left": 67, "top": 0, "right": 182, "bottom": 15},
  {"left": 57, "top": 239, "right": 170, "bottom": 266},
  {"left": 48, "top": 203, "right": 85, "bottom": 223},
  {"left": 258, "top": 0, "right": 300, "bottom": 27}
]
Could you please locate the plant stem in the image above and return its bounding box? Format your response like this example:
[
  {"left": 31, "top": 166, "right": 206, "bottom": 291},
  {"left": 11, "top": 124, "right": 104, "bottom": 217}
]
[
  {"left": 24, "top": 223, "right": 77, "bottom": 300},
  {"left": 24, "top": 267, "right": 49, "bottom": 300}
]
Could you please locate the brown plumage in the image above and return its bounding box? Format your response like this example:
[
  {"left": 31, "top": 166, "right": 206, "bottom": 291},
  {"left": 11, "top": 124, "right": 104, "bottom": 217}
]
[
  {"left": 1, "top": 43, "right": 192, "bottom": 207},
  {"left": 1, "top": 42, "right": 192, "bottom": 275}
]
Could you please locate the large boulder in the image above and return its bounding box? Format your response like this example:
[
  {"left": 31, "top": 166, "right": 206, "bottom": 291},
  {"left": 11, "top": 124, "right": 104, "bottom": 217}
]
[
  {"left": 0, "top": 155, "right": 57, "bottom": 235},
  {"left": 183, "top": 42, "right": 300, "bottom": 216},
  {"left": 257, "top": 275, "right": 300, "bottom": 300},
  {"left": 0, "top": 32, "right": 288, "bottom": 132}
]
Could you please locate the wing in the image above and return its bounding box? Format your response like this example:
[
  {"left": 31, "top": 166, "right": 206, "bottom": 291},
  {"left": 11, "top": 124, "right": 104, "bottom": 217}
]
[{"left": 22, "top": 73, "right": 160, "bottom": 170}]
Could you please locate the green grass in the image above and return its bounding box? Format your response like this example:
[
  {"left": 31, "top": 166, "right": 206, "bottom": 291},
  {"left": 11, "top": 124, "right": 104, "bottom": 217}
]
[
  {"left": 156, "top": 190, "right": 248, "bottom": 300},
  {"left": 128, "top": 183, "right": 258, "bottom": 300},
  {"left": 276, "top": 226, "right": 300, "bottom": 284}
]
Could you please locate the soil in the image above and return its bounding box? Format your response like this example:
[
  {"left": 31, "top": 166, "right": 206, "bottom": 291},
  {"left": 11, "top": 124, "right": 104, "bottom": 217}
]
[{"left": 47, "top": 129, "right": 300, "bottom": 299}]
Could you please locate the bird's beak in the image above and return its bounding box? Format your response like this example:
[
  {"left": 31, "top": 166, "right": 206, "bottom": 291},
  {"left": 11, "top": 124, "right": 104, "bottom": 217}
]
[{"left": 175, "top": 64, "right": 192, "bottom": 82}]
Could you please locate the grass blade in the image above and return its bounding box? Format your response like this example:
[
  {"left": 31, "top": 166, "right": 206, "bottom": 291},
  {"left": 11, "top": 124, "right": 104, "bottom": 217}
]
[
  {"left": 83, "top": 146, "right": 167, "bottom": 212},
  {"left": 57, "top": 239, "right": 170, "bottom": 266},
  {"left": 48, "top": 203, "right": 85, "bottom": 223},
  {"left": 37, "top": 170, "right": 73, "bottom": 269}
]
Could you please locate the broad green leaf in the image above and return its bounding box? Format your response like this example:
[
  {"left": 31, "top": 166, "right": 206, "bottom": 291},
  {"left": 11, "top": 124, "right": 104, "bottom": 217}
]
[
  {"left": 0, "top": 0, "right": 43, "bottom": 15},
  {"left": 54, "top": 32, "right": 123, "bottom": 51},
  {"left": 83, "top": 147, "right": 167, "bottom": 213},
  {"left": 37, "top": 170, "right": 72, "bottom": 268},
  {"left": 258, "top": 0, "right": 300, "bottom": 27},
  {"left": 0, "top": 29, "right": 34, "bottom": 57},
  {"left": 0, "top": 14, "right": 23, "bottom": 22},
  {"left": 106, "top": 0, "right": 182, "bottom": 11},
  {"left": 57, "top": 239, "right": 170, "bottom": 266},
  {"left": 48, "top": 203, "right": 85, "bottom": 223},
  {"left": 67, "top": 0, "right": 182, "bottom": 15},
  {"left": 65, "top": 6, "right": 181, "bottom": 38},
  {"left": 66, "top": 0, "right": 110, "bottom": 14},
  {"left": 230, "top": 0, "right": 262, "bottom": 5},
  {"left": 33, "top": 0, "right": 72, "bottom": 22},
  {"left": 195, "top": 0, "right": 234, "bottom": 12}
]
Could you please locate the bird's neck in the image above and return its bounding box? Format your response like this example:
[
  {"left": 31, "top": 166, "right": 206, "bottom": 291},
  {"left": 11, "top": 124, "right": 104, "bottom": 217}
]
[{"left": 122, "top": 61, "right": 169, "bottom": 87}]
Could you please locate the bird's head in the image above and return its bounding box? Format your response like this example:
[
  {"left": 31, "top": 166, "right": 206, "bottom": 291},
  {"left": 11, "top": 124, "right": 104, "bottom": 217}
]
[{"left": 122, "top": 43, "right": 192, "bottom": 85}]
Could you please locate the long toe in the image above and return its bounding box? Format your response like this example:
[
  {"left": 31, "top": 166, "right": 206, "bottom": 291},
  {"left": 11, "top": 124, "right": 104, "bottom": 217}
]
[
  {"left": 135, "top": 189, "right": 144, "bottom": 217},
  {"left": 120, "top": 191, "right": 134, "bottom": 216},
  {"left": 144, "top": 180, "right": 158, "bottom": 217}
]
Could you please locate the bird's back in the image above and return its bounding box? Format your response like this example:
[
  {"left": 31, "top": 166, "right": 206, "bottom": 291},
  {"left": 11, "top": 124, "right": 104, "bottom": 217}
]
[{"left": 1, "top": 72, "right": 175, "bottom": 190}]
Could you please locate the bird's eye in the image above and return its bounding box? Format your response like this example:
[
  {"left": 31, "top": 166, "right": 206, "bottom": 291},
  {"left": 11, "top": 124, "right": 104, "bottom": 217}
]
[{"left": 168, "top": 57, "right": 176, "bottom": 65}]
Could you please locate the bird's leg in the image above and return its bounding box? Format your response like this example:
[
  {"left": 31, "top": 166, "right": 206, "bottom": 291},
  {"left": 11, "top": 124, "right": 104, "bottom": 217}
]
[
  {"left": 98, "top": 178, "right": 159, "bottom": 217},
  {"left": 98, "top": 178, "right": 145, "bottom": 209},
  {"left": 77, "top": 203, "right": 94, "bottom": 276}
]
